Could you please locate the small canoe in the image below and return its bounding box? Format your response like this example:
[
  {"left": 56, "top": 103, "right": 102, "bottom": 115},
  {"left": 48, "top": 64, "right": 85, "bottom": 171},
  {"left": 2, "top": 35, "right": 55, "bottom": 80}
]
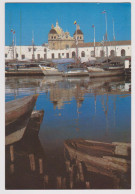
[{"left": 5, "top": 94, "right": 39, "bottom": 136}]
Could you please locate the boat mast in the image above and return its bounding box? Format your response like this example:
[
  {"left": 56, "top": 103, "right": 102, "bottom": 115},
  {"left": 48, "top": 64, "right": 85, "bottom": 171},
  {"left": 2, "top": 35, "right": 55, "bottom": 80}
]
[
  {"left": 11, "top": 29, "right": 15, "bottom": 60},
  {"left": 74, "top": 21, "right": 78, "bottom": 65},
  {"left": 102, "top": 10, "right": 108, "bottom": 59},
  {"left": 92, "top": 25, "right": 96, "bottom": 57},
  {"left": 112, "top": 18, "right": 117, "bottom": 56},
  {"left": 32, "top": 31, "right": 35, "bottom": 60},
  {"left": 20, "top": 9, "right": 22, "bottom": 59}
]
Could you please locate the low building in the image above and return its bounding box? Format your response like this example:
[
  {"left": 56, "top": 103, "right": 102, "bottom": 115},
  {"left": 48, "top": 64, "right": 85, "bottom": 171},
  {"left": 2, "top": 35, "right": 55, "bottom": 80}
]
[{"left": 5, "top": 40, "right": 131, "bottom": 61}]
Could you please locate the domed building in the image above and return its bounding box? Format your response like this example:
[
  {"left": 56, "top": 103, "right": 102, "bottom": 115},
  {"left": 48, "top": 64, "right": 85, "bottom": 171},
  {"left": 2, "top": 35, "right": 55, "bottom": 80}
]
[{"left": 48, "top": 21, "right": 84, "bottom": 50}]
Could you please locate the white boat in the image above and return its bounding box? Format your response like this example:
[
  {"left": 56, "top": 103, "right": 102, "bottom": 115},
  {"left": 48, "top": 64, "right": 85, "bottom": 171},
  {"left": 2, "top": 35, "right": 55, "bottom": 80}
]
[
  {"left": 63, "top": 67, "right": 89, "bottom": 77},
  {"left": 39, "top": 64, "right": 63, "bottom": 76}
]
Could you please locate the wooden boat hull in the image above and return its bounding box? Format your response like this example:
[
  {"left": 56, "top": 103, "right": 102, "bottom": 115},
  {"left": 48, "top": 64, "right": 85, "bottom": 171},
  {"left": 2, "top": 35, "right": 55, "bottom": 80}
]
[
  {"left": 89, "top": 69, "right": 124, "bottom": 78},
  {"left": 64, "top": 139, "right": 131, "bottom": 188},
  {"left": 5, "top": 110, "right": 44, "bottom": 146},
  {"left": 5, "top": 94, "right": 38, "bottom": 136}
]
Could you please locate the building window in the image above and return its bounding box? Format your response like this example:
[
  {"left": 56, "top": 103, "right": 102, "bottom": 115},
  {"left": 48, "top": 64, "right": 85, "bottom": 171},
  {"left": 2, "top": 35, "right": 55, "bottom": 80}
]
[
  {"left": 58, "top": 53, "right": 61, "bottom": 58},
  {"left": 34, "top": 48, "right": 36, "bottom": 51},
  {"left": 66, "top": 45, "right": 69, "bottom": 49},
  {"left": 5, "top": 54, "right": 7, "bottom": 58},
  {"left": 28, "top": 48, "right": 32, "bottom": 52},
  {"left": 22, "top": 55, "right": 25, "bottom": 59},
  {"left": 51, "top": 36, "right": 53, "bottom": 39},
  {"left": 52, "top": 53, "right": 55, "bottom": 59},
  {"left": 91, "top": 51, "right": 95, "bottom": 57},
  {"left": 121, "top": 49, "right": 126, "bottom": 56},
  {"left": 100, "top": 50, "right": 105, "bottom": 57},
  {"left": 77, "top": 36, "right": 79, "bottom": 40},
  {"left": 62, "top": 53, "right": 64, "bottom": 56},
  {"left": 80, "top": 36, "right": 82, "bottom": 39},
  {"left": 81, "top": 51, "right": 85, "bottom": 57},
  {"left": 32, "top": 54, "right": 35, "bottom": 60},
  {"left": 37, "top": 54, "right": 40, "bottom": 60},
  {"left": 110, "top": 50, "right": 115, "bottom": 57},
  {"left": 54, "top": 36, "right": 56, "bottom": 39},
  {"left": 16, "top": 53, "right": 18, "bottom": 58},
  {"left": 66, "top": 53, "right": 69, "bottom": 58},
  {"left": 72, "top": 51, "right": 75, "bottom": 58},
  {"left": 44, "top": 54, "right": 46, "bottom": 59},
  {"left": 44, "top": 48, "right": 47, "bottom": 52}
]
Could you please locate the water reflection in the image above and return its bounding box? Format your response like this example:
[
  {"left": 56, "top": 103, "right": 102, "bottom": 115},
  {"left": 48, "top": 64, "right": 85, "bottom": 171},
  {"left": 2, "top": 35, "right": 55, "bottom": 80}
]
[{"left": 5, "top": 75, "right": 131, "bottom": 189}]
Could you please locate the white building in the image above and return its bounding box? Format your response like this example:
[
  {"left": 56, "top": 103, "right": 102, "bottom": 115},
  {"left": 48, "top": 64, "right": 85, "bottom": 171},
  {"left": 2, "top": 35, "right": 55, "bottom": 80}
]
[{"left": 5, "top": 40, "right": 131, "bottom": 61}]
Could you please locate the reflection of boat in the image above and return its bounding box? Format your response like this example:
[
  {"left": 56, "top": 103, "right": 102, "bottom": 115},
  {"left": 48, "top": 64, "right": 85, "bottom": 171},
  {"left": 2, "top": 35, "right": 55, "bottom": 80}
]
[
  {"left": 64, "top": 139, "right": 131, "bottom": 189},
  {"left": 39, "top": 64, "right": 63, "bottom": 76},
  {"left": 40, "top": 76, "right": 64, "bottom": 85},
  {"left": 5, "top": 94, "right": 38, "bottom": 136}
]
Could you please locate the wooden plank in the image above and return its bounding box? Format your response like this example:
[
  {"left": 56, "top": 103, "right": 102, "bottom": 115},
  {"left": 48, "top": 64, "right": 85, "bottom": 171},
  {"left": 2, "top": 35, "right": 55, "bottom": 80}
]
[
  {"left": 10, "top": 145, "right": 14, "bottom": 162},
  {"left": 29, "top": 154, "right": 36, "bottom": 171}
]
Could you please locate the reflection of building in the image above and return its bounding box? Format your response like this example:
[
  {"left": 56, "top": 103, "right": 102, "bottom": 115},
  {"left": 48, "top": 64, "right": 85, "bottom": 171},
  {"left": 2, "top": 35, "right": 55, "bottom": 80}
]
[
  {"left": 49, "top": 83, "right": 85, "bottom": 110},
  {"left": 48, "top": 21, "right": 84, "bottom": 50}
]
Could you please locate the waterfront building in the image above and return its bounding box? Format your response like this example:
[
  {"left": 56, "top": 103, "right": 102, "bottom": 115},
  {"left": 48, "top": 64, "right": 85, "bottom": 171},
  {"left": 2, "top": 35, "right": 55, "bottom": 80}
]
[
  {"left": 5, "top": 21, "right": 131, "bottom": 61},
  {"left": 5, "top": 40, "right": 131, "bottom": 61}
]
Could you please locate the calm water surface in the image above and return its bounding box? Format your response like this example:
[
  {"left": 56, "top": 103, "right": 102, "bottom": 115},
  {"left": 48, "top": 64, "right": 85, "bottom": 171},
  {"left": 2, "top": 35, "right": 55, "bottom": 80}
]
[{"left": 5, "top": 75, "right": 131, "bottom": 189}]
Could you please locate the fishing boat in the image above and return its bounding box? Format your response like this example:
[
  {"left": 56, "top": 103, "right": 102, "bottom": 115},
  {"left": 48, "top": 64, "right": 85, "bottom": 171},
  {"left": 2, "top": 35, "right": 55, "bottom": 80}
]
[
  {"left": 64, "top": 138, "right": 131, "bottom": 188},
  {"left": 39, "top": 64, "right": 63, "bottom": 76},
  {"left": 5, "top": 94, "right": 38, "bottom": 136},
  {"left": 87, "top": 59, "right": 125, "bottom": 78}
]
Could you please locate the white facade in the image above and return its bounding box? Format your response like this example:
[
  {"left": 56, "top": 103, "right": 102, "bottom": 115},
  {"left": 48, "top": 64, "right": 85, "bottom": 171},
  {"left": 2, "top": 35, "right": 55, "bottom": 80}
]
[{"left": 5, "top": 44, "right": 131, "bottom": 61}]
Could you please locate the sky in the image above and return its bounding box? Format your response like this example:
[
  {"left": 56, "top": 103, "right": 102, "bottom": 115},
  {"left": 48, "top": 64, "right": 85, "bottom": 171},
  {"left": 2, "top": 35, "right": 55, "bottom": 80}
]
[{"left": 5, "top": 2, "right": 131, "bottom": 46}]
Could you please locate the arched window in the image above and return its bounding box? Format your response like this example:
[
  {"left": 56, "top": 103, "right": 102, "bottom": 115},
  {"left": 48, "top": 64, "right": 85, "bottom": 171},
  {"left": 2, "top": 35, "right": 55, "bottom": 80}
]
[
  {"left": 72, "top": 51, "right": 75, "bottom": 58},
  {"left": 52, "top": 53, "right": 55, "bottom": 59},
  {"left": 81, "top": 51, "right": 85, "bottom": 57},
  {"left": 44, "top": 48, "right": 47, "bottom": 52},
  {"left": 100, "top": 50, "right": 105, "bottom": 57},
  {"left": 110, "top": 50, "right": 115, "bottom": 57},
  {"left": 121, "top": 49, "right": 126, "bottom": 56},
  {"left": 91, "top": 51, "right": 95, "bottom": 57}
]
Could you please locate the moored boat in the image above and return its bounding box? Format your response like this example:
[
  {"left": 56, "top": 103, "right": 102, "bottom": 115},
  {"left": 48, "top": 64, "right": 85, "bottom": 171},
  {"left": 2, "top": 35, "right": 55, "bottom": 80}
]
[
  {"left": 63, "top": 66, "right": 89, "bottom": 77},
  {"left": 5, "top": 94, "right": 39, "bottom": 136},
  {"left": 64, "top": 138, "right": 131, "bottom": 188},
  {"left": 39, "top": 64, "right": 63, "bottom": 76}
]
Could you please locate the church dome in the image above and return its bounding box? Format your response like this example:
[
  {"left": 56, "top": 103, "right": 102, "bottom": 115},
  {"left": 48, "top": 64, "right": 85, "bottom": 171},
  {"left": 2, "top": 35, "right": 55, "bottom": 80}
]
[
  {"left": 74, "top": 29, "right": 83, "bottom": 35},
  {"left": 49, "top": 29, "right": 57, "bottom": 34}
]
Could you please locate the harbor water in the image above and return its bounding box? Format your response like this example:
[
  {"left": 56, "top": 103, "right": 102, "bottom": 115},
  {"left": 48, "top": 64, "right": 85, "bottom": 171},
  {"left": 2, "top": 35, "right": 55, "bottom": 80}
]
[{"left": 5, "top": 75, "right": 131, "bottom": 189}]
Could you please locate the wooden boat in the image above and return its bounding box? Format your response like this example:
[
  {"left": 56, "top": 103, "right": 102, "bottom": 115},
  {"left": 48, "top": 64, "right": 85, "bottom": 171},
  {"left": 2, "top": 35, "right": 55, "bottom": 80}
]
[
  {"left": 87, "top": 57, "right": 125, "bottom": 78},
  {"left": 5, "top": 110, "right": 44, "bottom": 146},
  {"left": 5, "top": 94, "right": 38, "bottom": 136},
  {"left": 64, "top": 139, "right": 131, "bottom": 188}
]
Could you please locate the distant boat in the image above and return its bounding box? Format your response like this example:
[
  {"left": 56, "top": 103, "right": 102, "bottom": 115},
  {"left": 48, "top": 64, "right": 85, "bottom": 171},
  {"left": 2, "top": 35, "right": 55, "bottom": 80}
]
[
  {"left": 39, "top": 64, "right": 63, "bottom": 76},
  {"left": 5, "top": 94, "right": 38, "bottom": 136},
  {"left": 87, "top": 57, "right": 125, "bottom": 77}
]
